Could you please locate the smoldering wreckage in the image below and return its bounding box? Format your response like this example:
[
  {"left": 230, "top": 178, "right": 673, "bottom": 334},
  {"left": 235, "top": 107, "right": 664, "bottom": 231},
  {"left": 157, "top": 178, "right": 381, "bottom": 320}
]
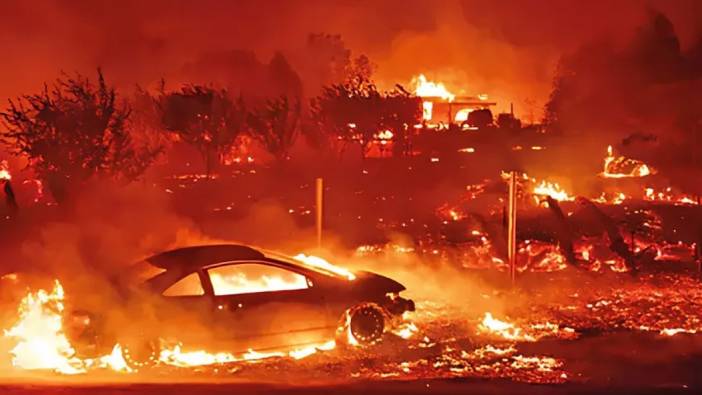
[{"left": 1, "top": 88, "right": 702, "bottom": 391}]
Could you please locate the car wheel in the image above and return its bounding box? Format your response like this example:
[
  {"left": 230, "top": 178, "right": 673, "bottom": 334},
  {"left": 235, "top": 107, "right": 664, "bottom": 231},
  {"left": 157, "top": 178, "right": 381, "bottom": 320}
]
[
  {"left": 122, "top": 338, "right": 158, "bottom": 370},
  {"left": 348, "top": 305, "right": 385, "bottom": 345}
]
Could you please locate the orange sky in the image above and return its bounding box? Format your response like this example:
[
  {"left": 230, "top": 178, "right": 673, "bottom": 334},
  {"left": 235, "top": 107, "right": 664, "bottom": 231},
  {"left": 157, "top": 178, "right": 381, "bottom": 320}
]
[{"left": 0, "top": 0, "right": 700, "bottom": 119}]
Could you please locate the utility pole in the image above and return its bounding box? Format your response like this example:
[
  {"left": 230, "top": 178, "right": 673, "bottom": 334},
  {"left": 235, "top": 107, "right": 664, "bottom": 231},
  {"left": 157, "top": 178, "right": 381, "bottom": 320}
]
[
  {"left": 315, "top": 177, "right": 324, "bottom": 249},
  {"left": 507, "top": 171, "right": 518, "bottom": 285}
]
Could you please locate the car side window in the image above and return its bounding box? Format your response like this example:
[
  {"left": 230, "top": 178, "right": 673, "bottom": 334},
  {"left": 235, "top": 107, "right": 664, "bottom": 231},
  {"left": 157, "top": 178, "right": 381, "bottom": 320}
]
[
  {"left": 163, "top": 272, "right": 204, "bottom": 296},
  {"left": 208, "top": 263, "right": 309, "bottom": 296}
]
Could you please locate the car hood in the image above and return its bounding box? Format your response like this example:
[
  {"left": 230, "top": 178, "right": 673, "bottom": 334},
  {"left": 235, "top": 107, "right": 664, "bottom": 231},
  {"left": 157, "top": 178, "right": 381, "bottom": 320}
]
[{"left": 352, "top": 270, "right": 406, "bottom": 294}]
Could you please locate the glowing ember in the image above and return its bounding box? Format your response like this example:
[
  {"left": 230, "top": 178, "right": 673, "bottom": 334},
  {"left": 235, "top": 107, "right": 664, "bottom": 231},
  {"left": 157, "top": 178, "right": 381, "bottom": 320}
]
[
  {"left": 511, "top": 355, "right": 563, "bottom": 374},
  {"left": 391, "top": 322, "right": 419, "bottom": 339},
  {"left": 601, "top": 145, "right": 655, "bottom": 178},
  {"left": 532, "top": 180, "right": 574, "bottom": 202},
  {"left": 477, "top": 313, "right": 535, "bottom": 342},
  {"left": 293, "top": 254, "right": 356, "bottom": 280},
  {"left": 376, "top": 130, "right": 394, "bottom": 140},
  {"left": 644, "top": 187, "right": 698, "bottom": 205},
  {"left": 659, "top": 328, "right": 697, "bottom": 336},
  {"left": 519, "top": 240, "right": 568, "bottom": 272},
  {"left": 159, "top": 345, "right": 239, "bottom": 367}
]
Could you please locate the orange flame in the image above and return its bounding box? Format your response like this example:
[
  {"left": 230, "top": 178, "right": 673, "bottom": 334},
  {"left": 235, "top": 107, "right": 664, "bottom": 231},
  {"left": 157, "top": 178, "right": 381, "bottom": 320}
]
[
  {"left": 532, "top": 180, "right": 574, "bottom": 203},
  {"left": 3, "top": 281, "right": 131, "bottom": 374},
  {"left": 477, "top": 313, "right": 535, "bottom": 342},
  {"left": 601, "top": 145, "right": 655, "bottom": 178},
  {"left": 4, "top": 280, "right": 345, "bottom": 374},
  {"left": 293, "top": 254, "right": 356, "bottom": 281},
  {"left": 0, "top": 160, "right": 11, "bottom": 181},
  {"left": 413, "top": 74, "right": 455, "bottom": 101}
]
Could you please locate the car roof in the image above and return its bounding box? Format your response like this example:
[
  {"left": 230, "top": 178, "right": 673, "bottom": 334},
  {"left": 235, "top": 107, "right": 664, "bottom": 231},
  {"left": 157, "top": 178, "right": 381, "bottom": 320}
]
[{"left": 145, "top": 244, "right": 267, "bottom": 272}]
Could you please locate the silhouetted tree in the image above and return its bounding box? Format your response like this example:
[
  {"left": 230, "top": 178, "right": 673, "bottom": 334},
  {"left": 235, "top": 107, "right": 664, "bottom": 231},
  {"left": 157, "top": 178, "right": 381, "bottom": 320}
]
[
  {"left": 131, "top": 83, "right": 171, "bottom": 155},
  {"left": 248, "top": 96, "right": 301, "bottom": 162},
  {"left": 0, "top": 70, "right": 160, "bottom": 203},
  {"left": 159, "top": 85, "right": 246, "bottom": 177},
  {"left": 381, "top": 86, "right": 422, "bottom": 157},
  {"left": 309, "top": 67, "right": 383, "bottom": 158},
  {"left": 308, "top": 54, "right": 423, "bottom": 159}
]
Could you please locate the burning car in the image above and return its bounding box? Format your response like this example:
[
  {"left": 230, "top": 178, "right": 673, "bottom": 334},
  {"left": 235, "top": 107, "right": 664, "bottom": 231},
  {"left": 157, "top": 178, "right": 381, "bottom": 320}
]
[{"left": 66, "top": 244, "right": 415, "bottom": 368}]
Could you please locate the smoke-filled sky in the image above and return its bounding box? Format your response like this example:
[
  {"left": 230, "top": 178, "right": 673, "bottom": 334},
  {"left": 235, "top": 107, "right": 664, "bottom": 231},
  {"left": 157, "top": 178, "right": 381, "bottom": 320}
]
[{"left": 0, "top": 0, "right": 700, "bottom": 117}]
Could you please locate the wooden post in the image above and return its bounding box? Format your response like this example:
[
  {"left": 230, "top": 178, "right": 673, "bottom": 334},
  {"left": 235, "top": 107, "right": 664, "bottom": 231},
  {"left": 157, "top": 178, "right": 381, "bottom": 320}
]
[
  {"left": 315, "top": 177, "right": 323, "bottom": 249},
  {"left": 507, "top": 171, "right": 518, "bottom": 285}
]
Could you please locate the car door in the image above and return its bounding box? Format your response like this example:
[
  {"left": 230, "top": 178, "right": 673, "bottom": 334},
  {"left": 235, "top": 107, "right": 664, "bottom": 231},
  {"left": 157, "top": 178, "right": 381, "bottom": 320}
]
[
  {"left": 155, "top": 271, "right": 217, "bottom": 344},
  {"left": 205, "top": 261, "right": 331, "bottom": 352}
]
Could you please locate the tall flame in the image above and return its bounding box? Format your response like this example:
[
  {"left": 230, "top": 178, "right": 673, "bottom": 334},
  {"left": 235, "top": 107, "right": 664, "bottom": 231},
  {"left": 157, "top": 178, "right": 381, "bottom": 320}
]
[
  {"left": 4, "top": 280, "right": 345, "bottom": 374},
  {"left": 413, "top": 74, "right": 455, "bottom": 101},
  {"left": 4, "top": 281, "right": 86, "bottom": 374}
]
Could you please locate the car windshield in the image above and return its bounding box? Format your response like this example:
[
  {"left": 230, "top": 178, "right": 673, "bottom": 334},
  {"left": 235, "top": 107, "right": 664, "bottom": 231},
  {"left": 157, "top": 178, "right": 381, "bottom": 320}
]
[{"left": 262, "top": 250, "right": 356, "bottom": 281}]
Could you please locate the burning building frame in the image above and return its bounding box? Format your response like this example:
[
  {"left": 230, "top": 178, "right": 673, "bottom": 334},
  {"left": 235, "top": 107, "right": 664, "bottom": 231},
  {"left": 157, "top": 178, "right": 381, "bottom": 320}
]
[{"left": 413, "top": 74, "right": 496, "bottom": 127}]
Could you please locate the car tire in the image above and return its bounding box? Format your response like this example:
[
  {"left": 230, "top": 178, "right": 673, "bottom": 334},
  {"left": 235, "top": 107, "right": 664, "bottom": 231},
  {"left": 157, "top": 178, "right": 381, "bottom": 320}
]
[
  {"left": 348, "top": 305, "right": 385, "bottom": 345},
  {"left": 122, "top": 338, "right": 158, "bottom": 370}
]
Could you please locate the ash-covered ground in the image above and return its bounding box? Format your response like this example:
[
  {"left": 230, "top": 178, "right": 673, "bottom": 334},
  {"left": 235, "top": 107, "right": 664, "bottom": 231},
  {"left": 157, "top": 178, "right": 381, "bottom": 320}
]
[
  {"left": 2, "top": 145, "right": 702, "bottom": 394},
  {"left": 3, "top": 267, "right": 702, "bottom": 394}
]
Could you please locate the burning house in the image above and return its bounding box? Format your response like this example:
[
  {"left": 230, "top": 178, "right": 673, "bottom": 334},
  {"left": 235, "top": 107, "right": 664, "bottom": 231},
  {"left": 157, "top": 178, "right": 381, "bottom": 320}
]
[{"left": 413, "top": 74, "right": 496, "bottom": 127}]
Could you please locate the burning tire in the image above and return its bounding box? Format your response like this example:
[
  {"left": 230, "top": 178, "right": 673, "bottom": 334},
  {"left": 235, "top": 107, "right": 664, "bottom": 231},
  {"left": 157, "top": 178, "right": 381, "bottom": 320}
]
[
  {"left": 122, "top": 338, "right": 158, "bottom": 370},
  {"left": 347, "top": 304, "right": 385, "bottom": 345}
]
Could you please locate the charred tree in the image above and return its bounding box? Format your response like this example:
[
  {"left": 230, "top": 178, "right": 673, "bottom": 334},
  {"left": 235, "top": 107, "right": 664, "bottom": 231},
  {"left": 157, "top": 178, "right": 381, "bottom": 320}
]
[
  {"left": 576, "top": 198, "right": 637, "bottom": 271},
  {"left": 543, "top": 196, "right": 577, "bottom": 266},
  {"left": 247, "top": 96, "right": 301, "bottom": 163},
  {"left": 0, "top": 70, "right": 160, "bottom": 203},
  {"left": 159, "top": 85, "right": 246, "bottom": 177},
  {"left": 308, "top": 55, "right": 386, "bottom": 159}
]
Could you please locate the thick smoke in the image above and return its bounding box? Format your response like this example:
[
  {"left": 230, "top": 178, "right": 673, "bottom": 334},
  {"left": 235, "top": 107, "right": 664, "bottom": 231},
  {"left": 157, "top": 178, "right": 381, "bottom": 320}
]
[
  {"left": 544, "top": 10, "right": 702, "bottom": 192},
  {"left": 1, "top": 0, "right": 699, "bottom": 116}
]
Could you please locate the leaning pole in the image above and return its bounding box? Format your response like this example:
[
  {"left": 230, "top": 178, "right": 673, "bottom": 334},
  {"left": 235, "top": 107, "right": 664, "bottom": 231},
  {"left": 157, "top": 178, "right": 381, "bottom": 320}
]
[{"left": 507, "top": 171, "right": 518, "bottom": 285}]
